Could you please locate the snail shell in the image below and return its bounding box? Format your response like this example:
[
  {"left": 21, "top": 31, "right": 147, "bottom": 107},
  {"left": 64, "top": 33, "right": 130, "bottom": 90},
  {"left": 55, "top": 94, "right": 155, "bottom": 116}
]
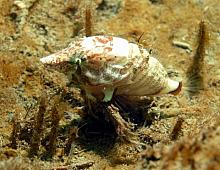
[{"left": 40, "top": 36, "right": 181, "bottom": 102}]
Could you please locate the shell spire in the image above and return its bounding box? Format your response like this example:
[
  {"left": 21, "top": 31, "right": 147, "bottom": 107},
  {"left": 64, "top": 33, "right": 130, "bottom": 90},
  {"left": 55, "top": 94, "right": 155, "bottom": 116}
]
[{"left": 40, "top": 36, "right": 181, "bottom": 102}]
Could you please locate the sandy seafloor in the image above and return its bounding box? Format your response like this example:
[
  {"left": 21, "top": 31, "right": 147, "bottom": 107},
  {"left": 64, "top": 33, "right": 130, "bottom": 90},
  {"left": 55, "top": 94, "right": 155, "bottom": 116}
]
[{"left": 0, "top": 0, "right": 220, "bottom": 169}]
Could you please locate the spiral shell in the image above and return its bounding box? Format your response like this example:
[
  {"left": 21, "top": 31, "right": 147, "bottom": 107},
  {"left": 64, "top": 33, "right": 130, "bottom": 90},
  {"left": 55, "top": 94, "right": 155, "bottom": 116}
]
[{"left": 40, "top": 36, "right": 181, "bottom": 102}]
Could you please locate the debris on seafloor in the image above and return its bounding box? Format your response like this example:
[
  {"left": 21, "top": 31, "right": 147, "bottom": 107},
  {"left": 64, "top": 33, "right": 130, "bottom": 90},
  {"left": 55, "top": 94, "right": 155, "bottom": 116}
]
[
  {"left": 172, "top": 40, "right": 192, "bottom": 52},
  {"left": 85, "top": 4, "right": 92, "bottom": 37},
  {"left": 137, "top": 125, "right": 220, "bottom": 170},
  {"left": 170, "top": 117, "right": 184, "bottom": 140},
  {"left": 29, "top": 95, "right": 47, "bottom": 157},
  {"left": 186, "top": 21, "right": 208, "bottom": 96},
  {"left": 10, "top": 0, "right": 40, "bottom": 36}
]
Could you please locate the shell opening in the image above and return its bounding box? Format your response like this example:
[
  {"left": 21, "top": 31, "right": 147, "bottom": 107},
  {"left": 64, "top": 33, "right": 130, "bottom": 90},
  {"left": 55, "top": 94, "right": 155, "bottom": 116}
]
[
  {"left": 169, "top": 81, "right": 182, "bottom": 95},
  {"left": 159, "top": 79, "right": 181, "bottom": 95}
]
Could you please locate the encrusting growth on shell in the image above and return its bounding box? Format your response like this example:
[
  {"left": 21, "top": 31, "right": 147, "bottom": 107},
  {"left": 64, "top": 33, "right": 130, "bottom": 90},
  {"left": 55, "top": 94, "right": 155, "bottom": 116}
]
[{"left": 40, "top": 36, "right": 181, "bottom": 102}]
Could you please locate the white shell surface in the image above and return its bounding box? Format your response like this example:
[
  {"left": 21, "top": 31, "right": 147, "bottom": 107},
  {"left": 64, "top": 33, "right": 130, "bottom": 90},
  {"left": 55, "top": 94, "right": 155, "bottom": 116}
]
[
  {"left": 81, "top": 36, "right": 130, "bottom": 61},
  {"left": 40, "top": 35, "right": 180, "bottom": 101}
]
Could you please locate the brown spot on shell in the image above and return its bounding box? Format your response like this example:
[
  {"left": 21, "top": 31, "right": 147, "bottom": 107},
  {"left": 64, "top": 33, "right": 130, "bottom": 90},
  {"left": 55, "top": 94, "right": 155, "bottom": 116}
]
[
  {"left": 104, "top": 47, "right": 112, "bottom": 53},
  {"left": 107, "top": 36, "right": 113, "bottom": 41},
  {"left": 86, "top": 54, "right": 104, "bottom": 68},
  {"left": 95, "top": 36, "right": 112, "bottom": 44},
  {"left": 87, "top": 53, "right": 102, "bottom": 61}
]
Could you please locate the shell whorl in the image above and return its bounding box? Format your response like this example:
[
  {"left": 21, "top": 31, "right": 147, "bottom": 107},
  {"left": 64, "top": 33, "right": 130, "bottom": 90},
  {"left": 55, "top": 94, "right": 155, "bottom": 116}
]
[{"left": 40, "top": 36, "right": 181, "bottom": 101}]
